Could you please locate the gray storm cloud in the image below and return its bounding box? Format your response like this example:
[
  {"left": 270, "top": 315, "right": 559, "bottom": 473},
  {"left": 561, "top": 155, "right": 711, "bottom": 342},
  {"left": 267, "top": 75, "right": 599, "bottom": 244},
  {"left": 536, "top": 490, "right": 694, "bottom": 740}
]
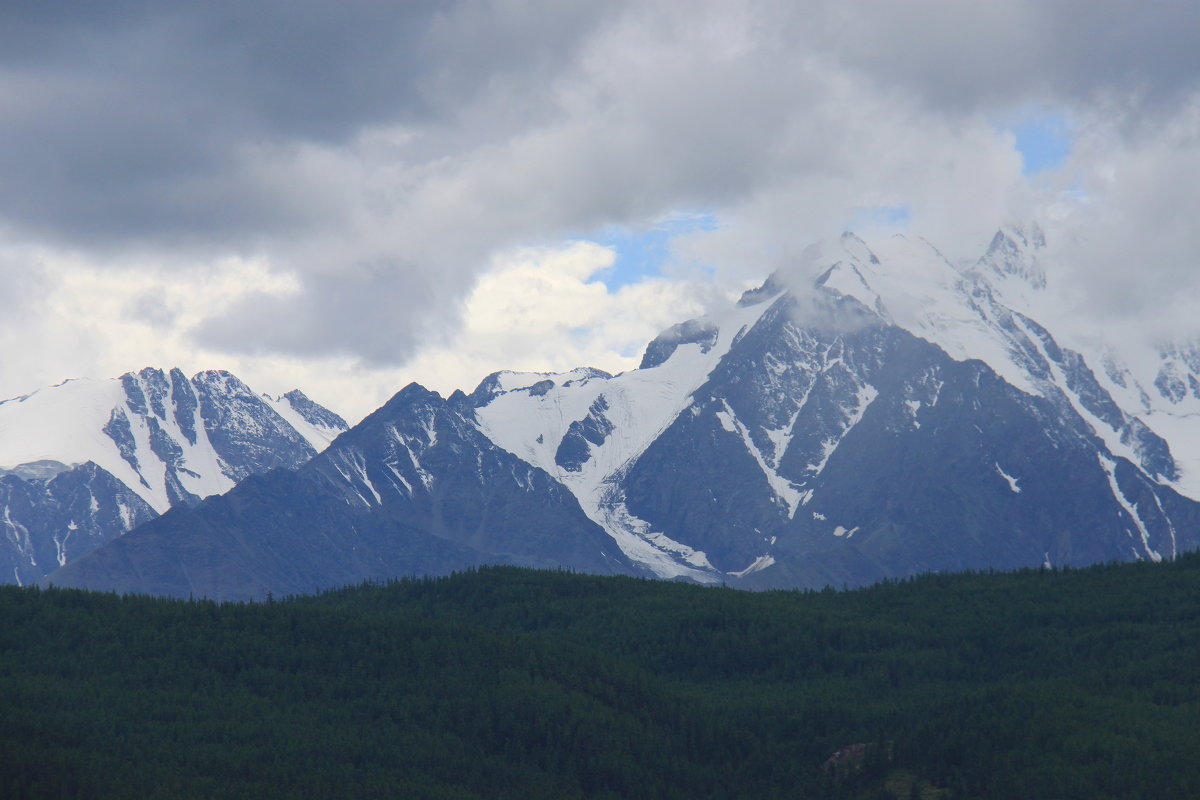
[
  {"left": 806, "top": 0, "right": 1200, "bottom": 115},
  {"left": 0, "top": 1, "right": 608, "bottom": 246},
  {"left": 2, "top": 0, "right": 1200, "bottom": 366}
]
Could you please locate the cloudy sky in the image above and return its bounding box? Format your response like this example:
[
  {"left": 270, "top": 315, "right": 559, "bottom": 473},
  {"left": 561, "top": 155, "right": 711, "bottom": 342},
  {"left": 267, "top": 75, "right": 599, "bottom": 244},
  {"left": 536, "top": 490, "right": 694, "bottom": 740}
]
[{"left": 3, "top": 0, "right": 1200, "bottom": 421}]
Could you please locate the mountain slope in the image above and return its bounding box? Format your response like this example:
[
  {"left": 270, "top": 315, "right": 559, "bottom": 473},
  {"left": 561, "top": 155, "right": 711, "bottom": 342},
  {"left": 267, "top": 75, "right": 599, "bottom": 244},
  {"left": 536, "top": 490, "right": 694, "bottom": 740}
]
[{"left": 0, "top": 368, "right": 347, "bottom": 584}]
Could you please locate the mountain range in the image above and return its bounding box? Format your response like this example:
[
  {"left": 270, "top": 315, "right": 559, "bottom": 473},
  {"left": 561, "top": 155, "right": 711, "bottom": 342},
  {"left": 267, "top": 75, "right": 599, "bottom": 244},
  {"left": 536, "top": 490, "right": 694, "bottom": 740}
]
[
  {"left": 0, "top": 368, "right": 346, "bottom": 586},
  {"left": 28, "top": 226, "right": 1200, "bottom": 599}
]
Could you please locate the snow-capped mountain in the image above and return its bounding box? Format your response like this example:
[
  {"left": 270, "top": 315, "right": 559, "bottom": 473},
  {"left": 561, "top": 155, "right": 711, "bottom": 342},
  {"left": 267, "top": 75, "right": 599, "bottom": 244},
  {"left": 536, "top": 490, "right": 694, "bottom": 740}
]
[
  {"left": 0, "top": 368, "right": 347, "bottom": 585},
  {"left": 46, "top": 383, "right": 630, "bottom": 600},
  {"left": 453, "top": 227, "right": 1185, "bottom": 585},
  {"left": 46, "top": 227, "right": 1200, "bottom": 598},
  {"left": 467, "top": 226, "right": 1200, "bottom": 586}
]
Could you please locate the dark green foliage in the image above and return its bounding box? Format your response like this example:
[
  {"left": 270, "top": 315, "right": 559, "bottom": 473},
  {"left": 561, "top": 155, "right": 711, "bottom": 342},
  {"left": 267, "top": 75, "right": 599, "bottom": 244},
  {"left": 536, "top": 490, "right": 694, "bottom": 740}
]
[{"left": 5, "top": 556, "right": 1200, "bottom": 798}]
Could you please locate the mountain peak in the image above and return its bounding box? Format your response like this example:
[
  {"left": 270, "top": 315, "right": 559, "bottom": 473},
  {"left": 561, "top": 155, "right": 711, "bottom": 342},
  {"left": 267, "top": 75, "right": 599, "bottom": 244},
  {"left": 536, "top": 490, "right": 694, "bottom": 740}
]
[
  {"left": 381, "top": 382, "right": 443, "bottom": 410},
  {"left": 839, "top": 230, "right": 881, "bottom": 265},
  {"left": 279, "top": 389, "right": 349, "bottom": 432},
  {"left": 975, "top": 223, "right": 1047, "bottom": 289}
]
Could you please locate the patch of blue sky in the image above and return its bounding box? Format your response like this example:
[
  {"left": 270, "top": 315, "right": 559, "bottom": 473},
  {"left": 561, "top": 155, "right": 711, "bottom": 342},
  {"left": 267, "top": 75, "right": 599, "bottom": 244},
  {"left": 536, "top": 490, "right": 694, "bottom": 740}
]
[
  {"left": 589, "top": 211, "right": 719, "bottom": 290},
  {"left": 848, "top": 205, "right": 911, "bottom": 233},
  {"left": 1007, "top": 111, "right": 1072, "bottom": 175}
]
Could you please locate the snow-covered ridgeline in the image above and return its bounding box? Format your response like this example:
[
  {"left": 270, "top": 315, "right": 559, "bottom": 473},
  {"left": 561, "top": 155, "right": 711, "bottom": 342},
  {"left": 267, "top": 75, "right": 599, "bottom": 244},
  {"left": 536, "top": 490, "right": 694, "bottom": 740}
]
[
  {"left": 265, "top": 393, "right": 347, "bottom": 451},
  {"left": 0, "top": 369, "right": 347, "bottom": 514},
  {"left": 818, "top": 232, "right": 1044, "bottom": 398}
]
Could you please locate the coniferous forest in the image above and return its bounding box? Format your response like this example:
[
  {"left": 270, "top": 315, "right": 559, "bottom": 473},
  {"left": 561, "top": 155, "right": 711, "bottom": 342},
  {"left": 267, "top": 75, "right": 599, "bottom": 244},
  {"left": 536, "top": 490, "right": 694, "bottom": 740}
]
[{"left": 4, "top": 555, "right": 1200, "bottom": 799}]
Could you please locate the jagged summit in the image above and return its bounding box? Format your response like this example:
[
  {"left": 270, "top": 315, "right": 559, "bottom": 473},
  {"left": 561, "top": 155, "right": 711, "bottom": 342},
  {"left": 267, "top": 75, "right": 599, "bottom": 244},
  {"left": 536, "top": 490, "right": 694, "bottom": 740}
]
[
  {"left": 264, "top": 388, "right": 349, "bottom": 448},
  {"left": 281, "top": 389, "right": 348, "bottom": 430},
  {"left": 974, "top": 223, "right": 1048, "bottom": 290}
]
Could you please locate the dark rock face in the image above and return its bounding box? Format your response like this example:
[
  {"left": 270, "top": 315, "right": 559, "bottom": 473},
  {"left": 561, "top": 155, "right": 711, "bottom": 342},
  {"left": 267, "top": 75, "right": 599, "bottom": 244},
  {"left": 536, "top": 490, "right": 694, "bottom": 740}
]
[
  {"left": 640, "top": 319, "right": 720, "bottom": 369},
  {"left": 0, "top": 463, "right": 156, "bottom": 587},
  {"left": 556, "top": 396, "right": 615, "bottom": 473},
  {"left": 102, "top": 408, "right": 142, "bottom": 478},
  {"left": 49, "top": 386, "right": 631, "bottom": 601},
  {"left": 170, "top": 367, "right": 201, "bottom": 445}
]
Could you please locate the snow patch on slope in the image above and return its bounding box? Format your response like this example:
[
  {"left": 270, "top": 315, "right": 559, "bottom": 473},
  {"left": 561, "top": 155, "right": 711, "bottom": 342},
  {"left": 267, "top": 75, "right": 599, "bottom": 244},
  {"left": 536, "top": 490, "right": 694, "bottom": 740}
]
[
  {"left": 1073, "top": 341, "right": 1200, "bottom": 500},
  {"left": 588, "top": 493, "right": 719, "bottom": 581},
  {"left": 995, "top": 463, "right": 1021, "bottom": 493},
  {"left": 1098, "top": 454, "right": 1161, "bottom": 563},
  {"left": 715, "top": 400, "right": 803, "bottom": 518},
  {"left": 729, "top": 554, "right": 775, "bottom": 578}
]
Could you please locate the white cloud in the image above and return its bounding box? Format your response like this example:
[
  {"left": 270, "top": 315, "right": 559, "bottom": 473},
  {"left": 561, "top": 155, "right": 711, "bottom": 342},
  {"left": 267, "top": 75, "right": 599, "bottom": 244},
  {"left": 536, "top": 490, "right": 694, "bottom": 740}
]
[
  {"left": 0, "top": 248, "right": 303, "bottom": 402},
  {"left": 396, "top": 240, "right": 718, "bottom": 402},
  {"left": 1043, "top": 95, "right": 1200, "bottom": 347}
]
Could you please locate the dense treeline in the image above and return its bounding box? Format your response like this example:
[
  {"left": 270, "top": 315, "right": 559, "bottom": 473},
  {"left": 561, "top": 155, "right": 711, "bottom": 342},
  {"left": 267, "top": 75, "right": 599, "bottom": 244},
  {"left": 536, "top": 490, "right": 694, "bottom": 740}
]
[{"left": 3, "top": 556, "right": 1200, "bottom": 798}]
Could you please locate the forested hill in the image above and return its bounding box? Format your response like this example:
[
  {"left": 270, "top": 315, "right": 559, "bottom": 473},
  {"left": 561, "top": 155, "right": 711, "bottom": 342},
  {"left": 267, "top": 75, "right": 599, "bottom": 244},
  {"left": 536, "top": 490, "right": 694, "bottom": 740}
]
[{"left": 5, "top": 556, "right": 1200, "bottom": 799}]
